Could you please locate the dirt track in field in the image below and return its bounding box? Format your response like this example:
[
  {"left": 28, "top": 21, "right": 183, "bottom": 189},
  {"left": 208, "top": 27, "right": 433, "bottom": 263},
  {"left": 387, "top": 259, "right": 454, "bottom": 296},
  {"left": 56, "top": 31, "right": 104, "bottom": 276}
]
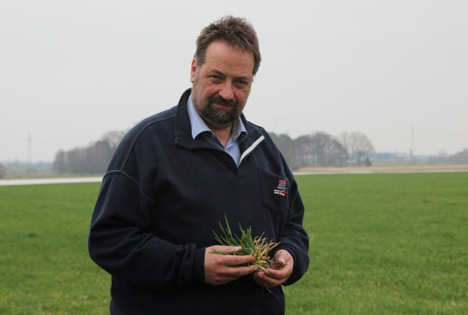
[{"left": 297, "top": 164, "right": 468, "bottom": 174}]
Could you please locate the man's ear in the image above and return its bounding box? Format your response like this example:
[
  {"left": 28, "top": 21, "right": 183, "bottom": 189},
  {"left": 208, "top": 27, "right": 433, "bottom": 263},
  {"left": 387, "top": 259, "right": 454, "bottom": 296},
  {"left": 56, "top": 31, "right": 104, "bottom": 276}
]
[{"left": 190, "top": 58, "right": 197, "bottom": 83}]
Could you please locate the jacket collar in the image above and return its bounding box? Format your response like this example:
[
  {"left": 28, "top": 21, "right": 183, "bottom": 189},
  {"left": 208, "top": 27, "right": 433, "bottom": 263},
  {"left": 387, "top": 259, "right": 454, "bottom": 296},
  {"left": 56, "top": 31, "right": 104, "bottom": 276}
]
[{"left": 174, "top": 88, "right": 193, "bottom": 140}]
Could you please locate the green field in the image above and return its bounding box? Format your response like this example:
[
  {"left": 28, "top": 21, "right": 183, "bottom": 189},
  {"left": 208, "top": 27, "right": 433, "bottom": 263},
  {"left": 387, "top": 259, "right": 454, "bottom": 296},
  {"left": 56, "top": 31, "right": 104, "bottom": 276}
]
[{"left": 1, "top": 172, "right": 467, "bottom": 314}]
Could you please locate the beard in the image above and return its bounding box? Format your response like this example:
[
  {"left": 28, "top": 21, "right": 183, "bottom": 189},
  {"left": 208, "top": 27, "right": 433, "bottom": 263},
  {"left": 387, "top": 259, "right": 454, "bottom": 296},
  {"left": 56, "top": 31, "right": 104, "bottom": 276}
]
[{"left": 197, "top": 95, "right": 241, "bottom": 127}]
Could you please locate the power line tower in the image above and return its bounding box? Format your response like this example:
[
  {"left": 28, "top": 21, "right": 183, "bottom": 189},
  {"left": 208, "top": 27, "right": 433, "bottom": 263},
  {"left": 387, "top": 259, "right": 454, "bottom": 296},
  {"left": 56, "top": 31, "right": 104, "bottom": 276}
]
[
  {"left": 410, "top": 123, "right": 415, "bottom": 160},
  {"left": 28, "top": 131, "right": 32, "bottom": 164}
]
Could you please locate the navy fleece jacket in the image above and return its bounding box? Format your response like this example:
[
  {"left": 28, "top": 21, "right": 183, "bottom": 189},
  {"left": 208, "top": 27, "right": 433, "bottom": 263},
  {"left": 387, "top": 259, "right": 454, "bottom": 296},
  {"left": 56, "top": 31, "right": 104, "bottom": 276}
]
[{"left": 88, "top": 89, "right": 309, "bottom": 315}]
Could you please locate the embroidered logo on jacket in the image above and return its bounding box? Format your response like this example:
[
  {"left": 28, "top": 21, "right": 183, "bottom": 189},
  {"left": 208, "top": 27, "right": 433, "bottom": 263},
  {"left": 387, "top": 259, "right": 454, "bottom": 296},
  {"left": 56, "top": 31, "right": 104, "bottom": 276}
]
[{"left": 274, "top": 179, "right": 288, "bottom": 196}]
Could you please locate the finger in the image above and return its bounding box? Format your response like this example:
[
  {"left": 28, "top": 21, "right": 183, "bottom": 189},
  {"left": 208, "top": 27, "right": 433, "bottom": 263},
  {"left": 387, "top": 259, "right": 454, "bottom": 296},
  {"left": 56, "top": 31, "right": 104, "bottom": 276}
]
[
  {"left": 271, "top": 257, "right": 286, "bottom": 267},
  {"left": 205, "top": 260, "right": 257, "bottom": 285},
  {"left": 273, "top": 250, "right": 293, "bottom": 265},
  {"left": 210, "top": 245, "right": 242, "bottom": 254},
  {"left": 268, "top": 260, "right": 284, "bottom": 270},
  {"left": 253, "top": 271, "right": 282, "bottom": 288},
  {"left": 226, "top": 264, "right": 258, "bottom": 277},
  {"left": 264, "top": 268, "right": 288, "bottom": 281},
  {"left": 224, "top": 254, "right": 255, "bottom": 266},
  {"left": 209, "top": 252, "right": 254, "bottom": 266},
  {"left": 214, "top": 263, "right": 258, "bottom": 284},
  {"left": 268, "top": 250, "right": 294, "bottom": 278}
]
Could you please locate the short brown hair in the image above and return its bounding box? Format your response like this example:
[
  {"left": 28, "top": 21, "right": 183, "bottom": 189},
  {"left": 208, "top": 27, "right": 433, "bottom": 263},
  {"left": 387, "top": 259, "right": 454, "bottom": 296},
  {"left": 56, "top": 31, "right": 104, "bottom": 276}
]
[{"left": 194, "top": 16, "right": 261, "bottom": 76}]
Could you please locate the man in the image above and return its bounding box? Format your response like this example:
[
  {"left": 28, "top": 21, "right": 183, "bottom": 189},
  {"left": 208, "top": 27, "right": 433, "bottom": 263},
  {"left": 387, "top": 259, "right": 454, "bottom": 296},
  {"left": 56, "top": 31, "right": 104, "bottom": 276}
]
[{"left": 88, "top": 16, "right": 309, "bottom": 315}]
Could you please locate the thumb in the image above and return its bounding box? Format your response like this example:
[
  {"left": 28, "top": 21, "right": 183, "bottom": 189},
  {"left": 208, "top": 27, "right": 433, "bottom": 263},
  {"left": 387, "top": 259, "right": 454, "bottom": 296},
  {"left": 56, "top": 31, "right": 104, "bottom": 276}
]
[{"left": 274, "top": 250, "right": 292, "bottom": 265}]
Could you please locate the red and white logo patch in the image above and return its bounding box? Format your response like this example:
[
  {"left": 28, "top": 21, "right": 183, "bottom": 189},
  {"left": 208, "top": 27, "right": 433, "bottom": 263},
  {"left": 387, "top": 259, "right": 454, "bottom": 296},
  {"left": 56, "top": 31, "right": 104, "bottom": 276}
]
[{"left": 274, "top": 179, "right": 288, "bottom": 196}]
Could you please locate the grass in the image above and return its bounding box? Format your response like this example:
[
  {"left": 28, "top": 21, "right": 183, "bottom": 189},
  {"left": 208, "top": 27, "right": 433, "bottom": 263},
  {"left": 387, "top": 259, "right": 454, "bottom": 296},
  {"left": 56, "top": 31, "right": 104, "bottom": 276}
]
[
  {"left": 285, "top": 172, "right": 468, "bottom": 314},
  {"left": 0, "top": 172, "right": 467, "bottom": 314},
  {"left": 0, "top": 183, "right": 109, "bottom": 314}
]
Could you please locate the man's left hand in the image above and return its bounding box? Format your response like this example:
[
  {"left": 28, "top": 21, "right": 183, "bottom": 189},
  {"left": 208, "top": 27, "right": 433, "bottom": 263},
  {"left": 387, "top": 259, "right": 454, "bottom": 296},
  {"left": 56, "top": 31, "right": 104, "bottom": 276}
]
[{"left": 252, "top": 249, "right": 294, "bottom": 289}]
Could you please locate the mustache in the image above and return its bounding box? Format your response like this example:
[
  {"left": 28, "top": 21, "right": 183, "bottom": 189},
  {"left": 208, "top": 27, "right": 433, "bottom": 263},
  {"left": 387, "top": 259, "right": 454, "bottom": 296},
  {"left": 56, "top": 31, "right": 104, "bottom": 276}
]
[{"left": 209, "top": 95, "right": 238, "bottom": 108}]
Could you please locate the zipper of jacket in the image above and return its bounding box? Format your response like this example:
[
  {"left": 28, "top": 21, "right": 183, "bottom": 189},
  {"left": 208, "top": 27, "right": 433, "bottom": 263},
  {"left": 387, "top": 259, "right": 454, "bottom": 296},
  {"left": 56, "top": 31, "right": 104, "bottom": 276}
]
[{"left": 239, "top": 135, "right": 265, "bottom": 166}]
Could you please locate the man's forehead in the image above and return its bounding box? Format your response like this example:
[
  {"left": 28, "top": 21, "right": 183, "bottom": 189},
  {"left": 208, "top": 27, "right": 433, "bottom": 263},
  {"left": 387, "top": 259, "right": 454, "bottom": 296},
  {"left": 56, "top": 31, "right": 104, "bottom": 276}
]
[
  {"left": 205, "top": 40, "right": 253, "bottom": 57},
  {"left": 202, "top": 41, "right": 255, "bottom": 77}
]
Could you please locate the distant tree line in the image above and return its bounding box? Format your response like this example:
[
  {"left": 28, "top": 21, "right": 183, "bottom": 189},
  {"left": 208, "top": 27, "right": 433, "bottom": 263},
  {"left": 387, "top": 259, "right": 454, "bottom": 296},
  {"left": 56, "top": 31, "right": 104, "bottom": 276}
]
[
  {"left": 0, "top": 163, "right": 7, "bottom": 178},
  {"left": 52, "top": 130, "right": 127, "bottom": 174},
  {"left": 49, "top": 127, "right": 468, "bottom": 175},
  {"left": 269, "top": 131, "right": 375, "bottom": 170},
  {"left": 51, "top": 129, "right": 375, "bottom": 174},
  {"left": 428, "top": 148, "right": 468, "bottom": 165},
  {"left": 448, "top": 148, "right": 468, "bottom": 163}
]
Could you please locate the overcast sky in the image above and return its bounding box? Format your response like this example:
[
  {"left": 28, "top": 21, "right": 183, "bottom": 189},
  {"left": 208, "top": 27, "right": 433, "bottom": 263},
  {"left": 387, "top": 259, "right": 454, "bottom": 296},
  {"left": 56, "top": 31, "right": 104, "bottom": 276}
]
[{"left": 1, "top": 0, "right": 467, "bottom": 162}]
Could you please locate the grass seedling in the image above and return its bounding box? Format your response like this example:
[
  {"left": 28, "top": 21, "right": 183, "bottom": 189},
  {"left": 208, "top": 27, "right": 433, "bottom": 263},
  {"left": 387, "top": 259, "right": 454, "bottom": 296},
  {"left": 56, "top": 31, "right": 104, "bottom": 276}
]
[{"left": 211, "top": 215, "right": 280, "bottom": 271}]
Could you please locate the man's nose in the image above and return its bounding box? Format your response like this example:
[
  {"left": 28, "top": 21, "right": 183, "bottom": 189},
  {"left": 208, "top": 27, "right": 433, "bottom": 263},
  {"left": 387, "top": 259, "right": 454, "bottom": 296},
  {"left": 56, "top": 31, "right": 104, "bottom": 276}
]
[{"left": 218, "top": 82, "right": 234, "bottom": 101}]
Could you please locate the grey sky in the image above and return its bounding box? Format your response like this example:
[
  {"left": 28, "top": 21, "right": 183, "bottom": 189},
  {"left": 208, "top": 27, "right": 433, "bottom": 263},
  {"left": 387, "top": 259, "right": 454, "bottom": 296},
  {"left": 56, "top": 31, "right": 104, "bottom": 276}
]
[{"left": 1, "top": 0, "right": 467, "bottom": 162}]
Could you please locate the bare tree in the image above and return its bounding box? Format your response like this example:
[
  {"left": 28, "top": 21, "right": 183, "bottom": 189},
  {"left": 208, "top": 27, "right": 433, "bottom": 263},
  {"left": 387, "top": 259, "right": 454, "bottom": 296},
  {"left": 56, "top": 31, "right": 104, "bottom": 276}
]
[
  {"left": 328, "top": 139, "right": 348, "bottom": 167},
  {"left": 340, "top": 132, "right": 375, "bottom": 166},
  {"left": 294, "top": 132, "right": 347, "bottom": 168},
  {"left": 447, "top": 148, "right": 468, "bottom": 164},
  {"left": 310, "top": 132, "right": 347, "bottom": 167},
  {"left": 100, "top": 130, "right": 127, "bottom": 151},
  {"left": 310, "top": 132, "right": 331, "bottom": 166},
  {"left": 269, "top": 133, "right": 298, "bottom": 170},
  {"left": 0, "top": 163, "right": 7, "bottom": 178},
  {"left": 52, "top": 150, "right": 67, "bottom": 174},
  {"left": 52, "top": 129, "right": 126, "bottom": 175},
  {"left": 294, "top": 135, "right": 314, "bottom": 168}
]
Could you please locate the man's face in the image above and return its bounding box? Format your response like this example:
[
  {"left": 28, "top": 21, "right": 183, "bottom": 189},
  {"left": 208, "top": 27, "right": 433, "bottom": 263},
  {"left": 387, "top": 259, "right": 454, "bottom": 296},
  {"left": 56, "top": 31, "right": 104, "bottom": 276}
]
[{"left": 190, "top": 41, "right": 254, "bottom": 130}]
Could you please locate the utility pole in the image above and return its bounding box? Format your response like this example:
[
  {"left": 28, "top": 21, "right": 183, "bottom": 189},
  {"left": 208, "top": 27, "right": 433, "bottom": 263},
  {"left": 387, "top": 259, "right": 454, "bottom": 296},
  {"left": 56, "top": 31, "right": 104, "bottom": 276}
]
[
  {"left": 410, "top": 123, "right": 415, "bottom": 161},
  {"left": 28, "top": 131, "right": 32, "bottom": 164}
]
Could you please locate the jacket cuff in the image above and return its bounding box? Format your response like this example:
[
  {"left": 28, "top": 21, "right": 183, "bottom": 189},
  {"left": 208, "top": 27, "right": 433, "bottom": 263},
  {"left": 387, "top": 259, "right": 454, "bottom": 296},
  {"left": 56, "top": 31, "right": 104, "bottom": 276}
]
[{"left": 193, "top": 247, "right": 206, "bottom": 284}]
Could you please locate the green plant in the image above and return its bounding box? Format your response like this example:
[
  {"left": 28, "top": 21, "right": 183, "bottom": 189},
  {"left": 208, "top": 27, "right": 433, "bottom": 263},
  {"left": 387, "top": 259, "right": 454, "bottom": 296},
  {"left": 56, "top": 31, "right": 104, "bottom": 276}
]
[{"left": 211, "top": 215, "right": 279, "bottom": 271}]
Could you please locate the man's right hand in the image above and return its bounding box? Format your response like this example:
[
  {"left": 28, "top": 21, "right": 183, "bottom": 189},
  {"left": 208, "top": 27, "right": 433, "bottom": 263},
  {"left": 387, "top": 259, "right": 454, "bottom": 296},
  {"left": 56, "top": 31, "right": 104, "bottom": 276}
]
[{"left": 204, "top": 246, "right": 258, "bottom": 285}]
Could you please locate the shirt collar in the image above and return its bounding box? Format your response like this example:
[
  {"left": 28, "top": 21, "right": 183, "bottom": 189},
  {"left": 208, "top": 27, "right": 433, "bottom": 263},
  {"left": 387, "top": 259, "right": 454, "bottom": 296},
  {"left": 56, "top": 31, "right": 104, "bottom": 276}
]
[{"left": 187, "top": 94, "right": 247, "bottom": 141}]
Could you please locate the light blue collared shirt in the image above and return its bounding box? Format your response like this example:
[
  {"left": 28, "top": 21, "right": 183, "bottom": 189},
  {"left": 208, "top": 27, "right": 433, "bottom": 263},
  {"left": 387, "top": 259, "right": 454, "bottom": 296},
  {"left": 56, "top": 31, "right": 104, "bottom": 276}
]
[{"left": 187, "top": 95, "right": 247, "bottom": 166}]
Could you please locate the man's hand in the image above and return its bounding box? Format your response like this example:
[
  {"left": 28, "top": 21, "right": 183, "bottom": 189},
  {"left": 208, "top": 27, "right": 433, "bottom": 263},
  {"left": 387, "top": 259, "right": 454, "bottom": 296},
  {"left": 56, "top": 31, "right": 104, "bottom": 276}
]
[
  {"left": 204, "top": 246, "right": 258, "bottom": 285},
  {"left": 252, "top": 249, "right": 294, "bottom": 289}
]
